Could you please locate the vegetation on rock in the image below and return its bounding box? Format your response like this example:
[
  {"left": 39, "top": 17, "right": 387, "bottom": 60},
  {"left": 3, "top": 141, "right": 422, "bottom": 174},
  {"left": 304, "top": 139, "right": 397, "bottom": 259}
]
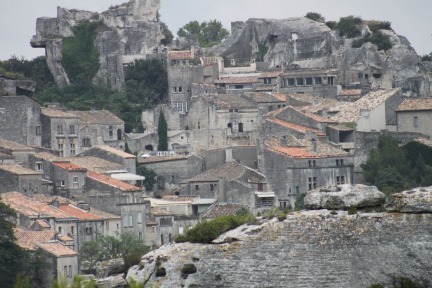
[
  {"left": 337, "top": 16, "right": 363, "bottom": 38},
  {"left": 175, "top": 213, "right": 256, "bottom": 244},
  {"left": 421, "top": 52, "right": 432, "bottom": 62},
  {"left": 177, "top": 20, "right": 229, "bottom": 47},
  {"left": 369, "top": 276, "right": 431, "bottom": 288},
  {"left": 305, "top": 12, "right": 325, "bottom": 23}
]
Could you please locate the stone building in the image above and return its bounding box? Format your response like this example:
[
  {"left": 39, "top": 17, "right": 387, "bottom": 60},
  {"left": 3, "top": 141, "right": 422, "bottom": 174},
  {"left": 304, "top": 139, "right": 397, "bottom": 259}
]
[
  {"left": 0, "top": 75, "right": 35, "bottom": 96},
  {"left": 215, "top": 76, "right": 260, "bottom": 93},
  {"left": 242, "top": 92, "right": 286, "bottom": 114},
  {"left": 78, "top": 145, "right": 136, "bottom": 174},
  {"left": 331, "top": 88, "right": 403, "bottom": 132},
  {"left": 70, "top": 110, "right": 125, "bottom": 151},
  {"left": 396, "top": 98, "right": 432, "bottom": 138},
  {"left": 278, "top": 68, "right": 338, "bottom": 98},
  {"left": 0, "top": 96, "right": 42, "bottom": 147},
  {"left": 0, "top": 138, "right": 36, "bottom": 165},
  {"left": 255, "top": 71, "right": 282, "bottom": 92},
  {"left": 149, "top": 208, "right": 175, "bottom": 246},
  {"left": 181, "top": 161, "right": 273, "bottom": 212},
  {"left": 262, "top": 135, "right": 353, "bottom": 208},
  {"left": 138, "top": 154, "right": 204, "bottom": 196},
  {"left": 0, "top": 164, "right": 43, "bottom": 195},
  {"left": 66, "top": 156, "right": 124, "bottom": 174},
  {"left": 41, "top": 108, "right": 81, "bottom": 157}
]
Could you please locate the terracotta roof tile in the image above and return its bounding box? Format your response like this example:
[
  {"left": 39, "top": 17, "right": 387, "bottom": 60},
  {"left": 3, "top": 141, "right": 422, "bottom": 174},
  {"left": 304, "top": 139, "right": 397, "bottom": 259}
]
[
  {"left": 169, "top": 50, "right": 193, "bottom": 60},
  {"left": 70, "top": 110, "right": 124, "bottom": 125},
  {"left": 332, "top": 88, "right": 401, "bottom": 123},
  {"left": 396, "top": 98, "right": 432, "bottom": 112},
  {"left": 87, "top": 171, "right": 141, "bottom": 192},
  {"left": 215, "top": 76, "right": 259, "bottom": 84},
  {"left": 338, "top": 89, "right": 362, "bottom": 96},
  {"left": 296, "top": 108, "right": 337, "bottom": 123},
  {"left": 66, "top": 157, "right": 123, "bottom": 172},
  {"left": 0, "top": 164, "right": 42, "bottom": 175},
  {"left": 244, "top": 92, "right": 284, "bottom": 103},
  {"left": 57, "top": 204, "right": 101, "bottom": 221},
  {"left": 92, "top": 145, "right": 136, "bottom": 159},
  {"left": 41, "top": 108, "right": 79, "bottom": 118},
  {"left": 15, "top": 228, "right": 56, "bottom": 250},
  {"left": 52, "top": 162, "right": 87, "bottom": 172},
  {"left": 38, "top": 242, "right": 77, "bottom": 257},
  {"left": 266, "top": 118, "right": 326, "bottom": 136},
  {"left": 33, "top": 152, "right": 66, "bottom": 162},
  {"left": 202, "top": 202, "right": 248, "bottom": 219}
]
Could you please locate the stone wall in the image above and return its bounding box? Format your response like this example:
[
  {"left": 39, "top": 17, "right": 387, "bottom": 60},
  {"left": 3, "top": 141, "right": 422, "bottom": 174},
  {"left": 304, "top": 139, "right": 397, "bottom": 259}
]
[{"left": 397, "top": 110, "right": 432, "bottom": 138}]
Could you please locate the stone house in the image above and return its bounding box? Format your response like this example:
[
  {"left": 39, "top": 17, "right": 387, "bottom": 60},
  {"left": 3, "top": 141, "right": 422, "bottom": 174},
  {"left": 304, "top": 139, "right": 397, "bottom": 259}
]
[
  {"left": 262, "top": 135, "right": 353, "bottom": 208},
  {"left": 242, "top": 92, "right": 286, "bottom": 114},
  {"left": 0, "top": 151, "right": 14, "bottom": 164},
  {"left": 41, "top": 108, "right": 81, "bottom": 157},
  {"left": 0, "top": 138, "right": 36, "bottom": 165},
  {"left": 137, "top": 155, "right": 204, "bottom": 197},
  {"left": 214, "top": 76, "right": 260, "bottom": 93},
  {"left": 2, "top": 192, "right": 79, "bottom": 251},
  {"left": 120, "top": 201, "right": 150, "bottom": 245},
  {"left": 181, "top": 161, "right": 273, "bottom": 212},
  {"left": 51, "top": 162, "right": 87, "bottom": 197},
  {"left": 198, "top": 146, "right": 258, "bottom": 170},
  {"left": 0, "top": 164, "right": 43, "bottom": 195},
  {"left": 0, "top": 95, "right": 42, "bottom": 147},
  {"left": 70, "top": 110, "right": 125, "bottom": 151},
  {"left": 150, "top": 208, "right": 175, "bottom": 246},
  {"left": 396, "top": 98, "right": 432, "bottom": 138},
  {"left": 66, "top": 156, "right": 124, "bottom": 174},
  {"left": 278, "top": 68, "right": 338, "bottom": 98},
  {"left": 331, "top": 88, "right": 403, "bottom": 132},
  {"left": 14, "top": 228, "right": 78, "bottom": 286},
  {"left": 255, "top": 71, "right": 282, "bottom": 92},
  {"left": 78, "top": 145, "right": 137, "bottom": 174}
]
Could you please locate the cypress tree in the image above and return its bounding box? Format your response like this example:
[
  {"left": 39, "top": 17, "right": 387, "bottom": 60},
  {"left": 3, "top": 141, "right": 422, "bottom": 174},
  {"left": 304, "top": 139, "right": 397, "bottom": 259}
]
[{"left": 157, "top": 110, "right": 168, "bottom": 151}]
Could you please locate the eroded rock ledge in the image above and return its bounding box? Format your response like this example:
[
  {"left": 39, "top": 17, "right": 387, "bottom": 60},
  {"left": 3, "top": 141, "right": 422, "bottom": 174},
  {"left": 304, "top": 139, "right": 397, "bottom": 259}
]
[{"left": 127, "top": 209, "right": 432, "bottom": 288}]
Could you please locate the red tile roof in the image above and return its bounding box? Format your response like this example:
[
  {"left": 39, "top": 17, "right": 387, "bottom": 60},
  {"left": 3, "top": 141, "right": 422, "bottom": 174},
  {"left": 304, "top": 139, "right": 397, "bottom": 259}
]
[
  {"left": 266, "top": 118, "right": 326, "bottom": 136},
  {"left": 87, "top": 171, "right": 141, "bottom": 192},
  {"left": 52, "top": 162, "right": 87, "bottom": 172},
  {"left": 57, "top": 204, "right": 101, "bottom": 221},
  {"left": 215, "top": 76, "right": 259, "bottom": 84},
  {"left": 169, "top": 50, "right": 193, "bottom": 60},
  {"left": 338, "top": 89, "right": 362, "bottom": 96},
  {"left": 0, "top": 164, "right": 42, "bottom": 175},
  {"left": 396, "top": 98, "right": 432, "bottom": 112},
  {"left": 41, "top": 108, "right": 79, "bottom": 118},
  {"left": 15, "top": 228, "right": 56, "bottom": 250},
  {"left": 92, "top": 145, "right": 136, "bottom": 159},
  {"left": 38, "top": 242, "right": 77, "bottom": 257}
]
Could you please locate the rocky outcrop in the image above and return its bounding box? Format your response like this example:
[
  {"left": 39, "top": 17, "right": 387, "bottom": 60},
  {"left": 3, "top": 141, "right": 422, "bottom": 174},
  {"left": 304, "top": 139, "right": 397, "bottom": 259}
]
[
  {"left": 95, "top": 274, "right": 127, "bottom": 288},
  {"left": 385, "top": 187, "right": 432, "bottom": 213},
  {"left": 206, "top": 17, "right": 430, "bottom": 96},
  {"left": 127, "top": 210, "right": 432, "bottom": 288},
  {"left": 304, "top": 184, "right": 386, "bottom": 210},
  {"left": 96, "top": 258, "right": 125, "bottom": 278},
  {"left": 31, "top": 0, "right": 164, "bottom": 90}
]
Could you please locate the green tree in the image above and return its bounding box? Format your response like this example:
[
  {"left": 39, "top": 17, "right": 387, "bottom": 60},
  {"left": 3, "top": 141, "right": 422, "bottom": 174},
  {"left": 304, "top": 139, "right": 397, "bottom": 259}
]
[
  {"left": 305, "top": 12, "right": 325, "bottom": 22},
  {"left": 136, "top": 165, "right": 157, "bottom": 191},
  {"left": 421, "top": 52, "right": 432, "bottom": 62},
  {"left": 160, "top": 22, "right": 174, "bottom": 46},
  {"left": 337, "top": 15, "right": 362, "bottom": 38},
  {"left": 157, "top": 110, "right": 168, "bottom": 151},
  {"left": 177, "top": 20, "right": 229, "bottom": 47}
]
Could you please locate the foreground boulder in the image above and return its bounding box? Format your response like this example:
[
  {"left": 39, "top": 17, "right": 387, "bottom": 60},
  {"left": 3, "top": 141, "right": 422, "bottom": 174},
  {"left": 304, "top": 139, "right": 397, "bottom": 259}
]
[
  {"left": 385, "top": 187, "right": 432, "bottom": 213},
  {"left": 304, "top": 184, "right": 386, "bottom": 210},
  {"left": 127, "top": 210, "right": 432, "bottom": 288},
  {"left": 96, "top": 258, "right": 125, "bottom": 278},
  {"left": 95, "top": 274, "right": 127, "bottom": 288}
]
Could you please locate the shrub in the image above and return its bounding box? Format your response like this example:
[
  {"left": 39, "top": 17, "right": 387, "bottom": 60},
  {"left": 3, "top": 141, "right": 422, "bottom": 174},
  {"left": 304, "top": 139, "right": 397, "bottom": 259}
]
[
  {"left": 295, "top": 193, "right": 307, "bottom": 210},
  {"left": 305, "top": 12, "right": 325, "bottom": 23},
  {"left": 368, "top": 21, "right": 392, "bottom": 34},
  {"left": 175, "top": 213, "right": 255, "bottom": 244},
  {"left": 181, "top": 264, "right": 197, "bottom": 275},
  {"left": 347, "top": 207, "right": 358, "bottom": 215},
  {"left": 337, "top": 16, "right": 362, "bottom": 38},
  {"left": 325, "top": 21, "right": 337, "bottom": 30}
]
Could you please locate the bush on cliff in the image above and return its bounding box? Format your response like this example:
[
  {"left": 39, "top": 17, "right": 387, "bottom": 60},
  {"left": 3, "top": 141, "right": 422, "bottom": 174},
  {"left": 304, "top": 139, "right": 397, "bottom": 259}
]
[{"left": 175, "top": 213, "right": 256, "bottom": 244}]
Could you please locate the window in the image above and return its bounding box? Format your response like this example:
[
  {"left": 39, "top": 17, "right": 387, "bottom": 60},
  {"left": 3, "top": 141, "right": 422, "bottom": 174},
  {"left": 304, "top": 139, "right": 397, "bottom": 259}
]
[
  {"left": 197, "top": 122, "right": 200, "bottom": 129},
  {"left": 70, "top": 143, "right": 76, "bottom": 156},
  {"left": 414, "top": 116, "right": 419, "bottom": 128},
  {"left": 139, "top": 232, "right": 142, "bottom": 240},
  {"left": 173, "top": 86, "right": 177, "bottom": 93},
  {"left": 137, "top": 212, "right": 142, "bottom": 224},
  {"left": 106, "top": 222, "right": 109, "bottom": 231},
  {"left": 64, "top": 266, "right": 67, "bottom": 277},
  {"left": 286, "top": 78, "right": 295, "bottom": 86},
  {"left": 308, "top": 177, "right": 317, "bottom": 191},
  {"left": 210, "top": 184, "right": 214, "bottom": 192},
  {"left": 160, "top": 218, "right": 172, "bottom": 227},
  {"left": 57, "top": 125, "right": 63, "bottom": 134},
  {"left": 264, "top": 78, "right": 272, "bottom": 85},
  {"left": 72, "top": 177, "right": 79, "bottom": 187},
  {"left": 58, "top": 227, "right": 62, "bottom": 234},
  {"left": 238, "top": 123, "right": 244, "bottom": 132},
  {"left": 336, "top": 159, "right": 344, "bottom": 167},
  {"left": 129, "top": 215, "right": 133, "bottom": 227},
  {"left": 227, "top": 123, "right": 233, "bottom": 131},
  {"left": 35, "top": 162, "right": 43, "bottom": 171},
  {"left": 58, "top": 141, "right": 64, "bottom": 157},
  {"left": 68, "top": 265, "right": 72, "bottom": 277},
  {"left": 195, "top": 185, "right": 199, "bottom": 191},
  {"left": 169, "top": 234, "right": 172, "bottom": 242},
  {"left": 117, "top": 129, "right": 122, "bottom": 140},
  {"left": 268, "top": 105, "right": 273, "bottom": 112},
  {"left": 85, "top": 227, "right": 92, "bottom": 235},
  {"left": 161, "top": 234, "right": 164, "bottom": 245},
  {"left": 336, "top": 176, "right": 345, "bottom": 185},
  {"left": 296, "top": 78, "right": 304, "bottom": 86},
  {"left": 71, "top": 226, "right": 74, "bottom": 235},
  {"left": 308, "top": 160, "right": 316, "bottom": 167},
  {"left": 69, "top": 125, "right": 75, "bottom": 134},
  {"left": 82, "top": 138, "right": 91, "bottom": 147},
  {"left": 179, "top": 86, "right": 183, "bottom": 93},
  {"left": 305, "top": 77, "right": 313, "bottom": 86},
  {"left": 123, "top": 215, "right": 128, "bottom": 227},
  {"left": 35, "top": 126, "right": 41, "bottom": 135},
  {"left": 109, "top": 126, "right": 114, "bottom": 138},
  {"left": 60, "top": 180, "right": 65, "bottom": 187},
  {"left": 314, "top": 77, "right": 322, "bottom": 85},
  {"left": 234, "top": 84, "right": 244, "bottom": 89}
]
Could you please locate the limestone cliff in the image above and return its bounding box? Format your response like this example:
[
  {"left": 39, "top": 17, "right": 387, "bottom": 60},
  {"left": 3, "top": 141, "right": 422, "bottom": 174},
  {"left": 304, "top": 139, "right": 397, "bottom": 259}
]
[
  {"left": 31, "top": 0, "right": 163, "bottom": 90},
  {"left": 127, "top": 210, "right": 432, "bottom": 288},
  {"left": 206, "top": 17, "right": 431, "bottom": 96}
]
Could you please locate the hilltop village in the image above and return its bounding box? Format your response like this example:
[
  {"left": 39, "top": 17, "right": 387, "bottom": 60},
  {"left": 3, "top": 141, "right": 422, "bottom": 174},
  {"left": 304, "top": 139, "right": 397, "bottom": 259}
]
[{"left": 1, "top": 0, "right": 432, "bottom": 286}]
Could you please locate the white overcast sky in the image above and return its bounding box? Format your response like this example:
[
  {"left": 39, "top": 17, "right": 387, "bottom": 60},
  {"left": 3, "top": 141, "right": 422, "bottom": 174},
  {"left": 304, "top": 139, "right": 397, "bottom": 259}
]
[{"left": 0, "top": 0, "right": 431, "bottom": 60}]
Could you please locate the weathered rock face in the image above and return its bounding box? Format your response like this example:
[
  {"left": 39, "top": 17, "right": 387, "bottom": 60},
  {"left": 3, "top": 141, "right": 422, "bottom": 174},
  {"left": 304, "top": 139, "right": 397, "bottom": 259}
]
[
  {"left": 127, "top": 210, "right": 432, "bottom": 288},
  {"left": 96, "top": 258, "right": 125, "bottom": 278},
  {"left": 31, "top": 0, "right": 164, "bottom": 90},
  {"left": 304, "top": 184, "right": 386, "bottom": 210},
  {"left": 385, "top": 187, "right": 432, "bottom": 213},
  {"left": 206, "top": 17, "right": 430, "bottom": 96},
  {"left": 95, "top": 274, "right": 127, "bottom": 288}
]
